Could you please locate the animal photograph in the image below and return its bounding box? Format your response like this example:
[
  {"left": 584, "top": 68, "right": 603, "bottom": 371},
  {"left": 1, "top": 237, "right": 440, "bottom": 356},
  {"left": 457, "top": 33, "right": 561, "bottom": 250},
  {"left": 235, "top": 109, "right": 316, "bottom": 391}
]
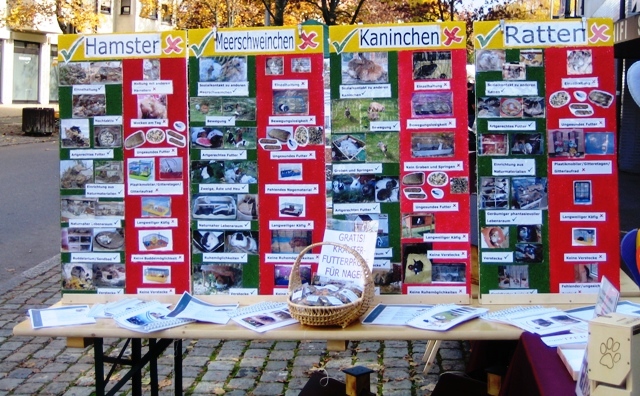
[
  {"left": 137, "top": 94, "right": 167, "bottom": 119},
  {"left": 402, "top": 243, "right": 433, "bottom": 284},
  {"left": 199, "top": 56, "right": 247, "bottom": 82},
  {"left": 341, "top": 52, "right": 388, "bottom": 84},
  {"left": 365, "top": 132, "right": 398, "bottom": 163},
  {"left": 61, "top": 118, "right": 91, "bottom": 148},
  {"left": 412, "top": 51, "right": 452, "bottom": 80},
  {"left": 192, "top": 263, "right": 244, "bottom": 294},
  {"left": 188, "top": 97, "right": 223, "bottom": 123}
]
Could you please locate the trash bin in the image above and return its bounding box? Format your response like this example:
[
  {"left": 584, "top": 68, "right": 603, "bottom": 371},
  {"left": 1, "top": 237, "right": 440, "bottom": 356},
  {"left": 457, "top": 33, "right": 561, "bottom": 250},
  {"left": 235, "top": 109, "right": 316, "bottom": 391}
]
[{"left": 22, "top": 107, "right": 55, "bottom": 135}]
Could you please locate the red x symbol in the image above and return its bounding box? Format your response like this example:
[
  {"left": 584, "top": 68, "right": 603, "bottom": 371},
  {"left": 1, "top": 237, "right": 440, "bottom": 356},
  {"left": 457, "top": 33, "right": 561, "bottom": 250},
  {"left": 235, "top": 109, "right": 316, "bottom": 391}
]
[
  {"left": 443, "top": 27, "right": 463, "bottom": 46},
  {"left": 298, "top": 31, "right": 318, "bottom": 50},
  {"left": 164, "top": 35, "right": 184, "bottom": 54},
  {"left": 589, "top": 23, "right": 610, "bottom": 44}
]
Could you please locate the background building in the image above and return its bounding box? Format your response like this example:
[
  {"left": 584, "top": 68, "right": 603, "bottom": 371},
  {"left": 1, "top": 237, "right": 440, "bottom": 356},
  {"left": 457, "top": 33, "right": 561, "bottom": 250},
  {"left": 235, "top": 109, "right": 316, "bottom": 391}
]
[{"left": 0, "top": 0, "right": 172, "bottom": 105}]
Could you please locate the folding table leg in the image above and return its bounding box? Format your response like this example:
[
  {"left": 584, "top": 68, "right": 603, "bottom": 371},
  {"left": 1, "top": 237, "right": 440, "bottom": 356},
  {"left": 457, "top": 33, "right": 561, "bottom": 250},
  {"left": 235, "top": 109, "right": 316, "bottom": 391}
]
[
  {"left": 422, "top": 340, "right": 442, "bottom": 374},
  {"left": 94, "top": 338, "right": 105, "bottom": 396},
  {"left": 132, "top": 338, "right": 142, "bottom": 396},
  {"left": 174, "top": 339, "right": 183, "bottom": 396}
]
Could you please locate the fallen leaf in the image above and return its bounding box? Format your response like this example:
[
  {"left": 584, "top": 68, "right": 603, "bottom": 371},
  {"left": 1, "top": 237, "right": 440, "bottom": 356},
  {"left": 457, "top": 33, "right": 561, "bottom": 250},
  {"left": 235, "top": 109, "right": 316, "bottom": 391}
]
[
  {"left": 159, "top": 379, "right": 172, "bottom": 388},
  {"left": 213, "top": 387, "right": 225, "bottom": 395}
]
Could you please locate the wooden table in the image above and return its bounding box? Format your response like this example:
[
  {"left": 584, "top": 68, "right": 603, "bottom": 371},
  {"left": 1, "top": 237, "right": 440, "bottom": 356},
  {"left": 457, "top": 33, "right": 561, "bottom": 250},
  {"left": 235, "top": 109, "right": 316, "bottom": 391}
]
[{"left": 13, "top": 293, "right": 596, "bottom": 396}]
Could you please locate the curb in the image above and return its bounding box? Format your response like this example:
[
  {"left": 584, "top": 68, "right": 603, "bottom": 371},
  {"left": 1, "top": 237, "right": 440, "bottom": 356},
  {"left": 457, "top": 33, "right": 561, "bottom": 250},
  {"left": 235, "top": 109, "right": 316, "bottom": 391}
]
[{"left": 0, "top": 254, "right": 60, "bottom": 295}]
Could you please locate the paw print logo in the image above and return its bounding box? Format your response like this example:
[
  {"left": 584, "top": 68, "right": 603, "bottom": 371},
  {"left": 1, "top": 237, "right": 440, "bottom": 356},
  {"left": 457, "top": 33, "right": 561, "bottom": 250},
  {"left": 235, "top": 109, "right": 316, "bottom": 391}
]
[{"left": 599, "top": 337, "right": 621, "bottom": 369}]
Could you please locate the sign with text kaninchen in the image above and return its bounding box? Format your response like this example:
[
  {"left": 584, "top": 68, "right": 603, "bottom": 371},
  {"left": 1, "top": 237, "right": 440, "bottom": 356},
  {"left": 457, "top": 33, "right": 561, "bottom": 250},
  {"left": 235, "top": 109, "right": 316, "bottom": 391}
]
[{"left": 329, "top": 22, "right": 467, "bottom": 54}]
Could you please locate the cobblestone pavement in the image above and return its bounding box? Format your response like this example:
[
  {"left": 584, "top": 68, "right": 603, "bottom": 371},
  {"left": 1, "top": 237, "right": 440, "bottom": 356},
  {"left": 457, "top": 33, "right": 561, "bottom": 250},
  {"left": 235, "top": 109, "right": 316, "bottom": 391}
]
[{"left": 2, "top": 256, "right": 471, "bottom": 396}]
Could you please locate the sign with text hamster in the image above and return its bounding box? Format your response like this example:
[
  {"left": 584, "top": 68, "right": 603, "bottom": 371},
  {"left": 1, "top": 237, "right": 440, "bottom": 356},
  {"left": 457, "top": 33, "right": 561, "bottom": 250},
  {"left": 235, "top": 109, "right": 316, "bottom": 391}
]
[
  {"left": 329, "top": 22, "right": 471, "bottom": 298},
  {"left": 474, "top": 19, "right": 619, "bottom": 298}
]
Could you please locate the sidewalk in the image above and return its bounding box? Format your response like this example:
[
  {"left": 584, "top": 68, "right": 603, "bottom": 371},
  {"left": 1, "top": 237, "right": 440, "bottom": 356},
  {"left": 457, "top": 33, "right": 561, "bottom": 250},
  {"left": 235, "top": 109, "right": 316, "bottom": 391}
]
[
  {"left": 2, "top": 256, "right": 469, "bottom": 396},
  {"left": 0, "top": 104, "right": 59, "bottom": 147}
]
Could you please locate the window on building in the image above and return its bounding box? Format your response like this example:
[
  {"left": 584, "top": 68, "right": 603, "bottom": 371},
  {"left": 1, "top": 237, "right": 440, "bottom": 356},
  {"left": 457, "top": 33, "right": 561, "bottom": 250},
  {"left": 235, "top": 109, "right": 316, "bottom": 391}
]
[
  {"left": 161, "top": 4, "right": 172, "bottom": 25},
  {"left": 50, "top": 45, "right": 59, "bottom": 102},
  {"left": 99, "top": 0, "right": 111, "bottom": 14},
  {"left": 121, "top": 0, "right": 131, "bottom": 14}
]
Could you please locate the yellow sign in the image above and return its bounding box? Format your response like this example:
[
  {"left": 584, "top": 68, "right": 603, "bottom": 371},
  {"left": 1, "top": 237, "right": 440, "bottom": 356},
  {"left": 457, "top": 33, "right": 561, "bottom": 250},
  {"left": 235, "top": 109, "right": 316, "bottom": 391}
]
[
  {"left": 474, "top": 18, "right": 614, "bottom": 50},
  {"left": 188, "top": 25, "right": 324, "bottom": 58},
  {"left": 58, "top": 31, "right": 188, "bottom": 63},
  {"left": 329, "top": 22, "right": 467, "bottom": 54}
]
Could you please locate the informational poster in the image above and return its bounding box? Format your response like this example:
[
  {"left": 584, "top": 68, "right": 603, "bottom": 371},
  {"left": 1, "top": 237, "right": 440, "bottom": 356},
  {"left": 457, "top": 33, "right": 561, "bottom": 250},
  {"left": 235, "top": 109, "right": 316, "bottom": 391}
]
[
  {"left": 58, "top": 31, "right": 191, "bottom": 294},
  {"left": 187, "top": 26, "right": 326, "bottom": 296},
  {"left": 474, "top": 19, "right": 619, "bottom": 298},
  {"left": 328, "top": 23, "right": 471, "bottom": 297}
]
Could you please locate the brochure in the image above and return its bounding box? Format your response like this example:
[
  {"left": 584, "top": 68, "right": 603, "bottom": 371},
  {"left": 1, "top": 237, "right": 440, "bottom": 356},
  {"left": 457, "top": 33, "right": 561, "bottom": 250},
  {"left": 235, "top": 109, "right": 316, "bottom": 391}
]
[
  {"left": 229, "top": 301, "right": 298, "bottom": 333},
  {"left": 165, "top": 292, "right": 238, "bottom": 324},
  {"left": 113, "top": 300, "right": 195, "bottom": 333},
  {"left": 362, "top": 304, "right": 433, "bottom": 325},
  {"left": 406, "top": 304, "right": 489, "bottom": 331},
  {"left": 29, "top": 305, "right": 96, "bottom": 329},
  {"left": 567, "top": 300, "right": 640, "bottom": 322},
  {"left": 481, "top": 305, "right": 584, "bottom": 336}
]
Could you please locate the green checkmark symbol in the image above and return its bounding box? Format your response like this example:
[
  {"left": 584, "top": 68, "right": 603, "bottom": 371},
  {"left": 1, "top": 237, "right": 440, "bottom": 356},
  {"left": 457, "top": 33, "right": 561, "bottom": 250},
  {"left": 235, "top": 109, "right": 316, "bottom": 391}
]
[
  {"left": 475, "top": 25, "right": 500, "bottom": 49},
  {"left": 60, "top": 37, "right": 85, "bottom": 63},
  {"left": 190, "top": 30, "right": 215, "bottom": 58},
  {"left": 331, "top": 29, "right": 358, "bottom": 54}
]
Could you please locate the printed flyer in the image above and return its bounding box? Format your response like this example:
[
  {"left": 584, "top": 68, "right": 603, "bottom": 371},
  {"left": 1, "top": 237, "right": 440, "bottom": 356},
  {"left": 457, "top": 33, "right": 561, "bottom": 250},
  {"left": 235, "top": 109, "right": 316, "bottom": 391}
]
[
  {"left": 328, "top": 22, "right": 471, "bottom": 297},
  {"left": 473, "top": 18, "right": 619, "bottom": 297},
  {"left": 188, "top": 26, "right": 326, "bottom": 295}
]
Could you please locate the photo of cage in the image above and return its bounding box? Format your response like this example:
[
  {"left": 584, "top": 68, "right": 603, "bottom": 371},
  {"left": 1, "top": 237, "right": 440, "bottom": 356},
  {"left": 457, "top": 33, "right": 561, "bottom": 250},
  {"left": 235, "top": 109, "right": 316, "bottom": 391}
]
[
  {"left": 402, "top": 213, "right": 435, "bottom": 238},
  {"left": 139, "top": 230, "right": 172, "bottom": 251},
  {"left": 411, "top": 133, "right": 454, "bottom": 158},
  {"left": 94, "top": 160, "right": 124, "bottom": 184},
  {"left": 572, "top": 228, "right": 596, "bottom": 246},
  {"left": 128, "top": 159, "right": 154, "bottom": 182},
  {"left": 479, "top": 134, "right": 508, "bottom": 156},
  {"left": 432, "top": 263, "right": 466, "bottom": 283},
  {"left": 271, "top": 230, "right": 311, "bottom": 254},
  {"left": 511, "top": 177, "right": 547, "bottom": 210},
  {"left": 411, "top": 92, "right": 453, "bottom": 117},
  {"left": 279, "top": 196, "right": 305, "bottom": 217},
  {"left": 498, "top": 265, "right": 529, "bottom": 289},
  {"left": 192, "top": 194, "right": 237, "bottom": 220},
  {"left": 480, "top": 177, "right": 509, "bottom": 210},
  {"left": 141, "top": 196, "right": 171, "bottom": 217},
  {"left": 61, "top": 227, "right": 93, "bottom": 252},
  {"left": 61, "top": 196, "right": 96, "bottom": 221},
  {"left": 143, "top": 266, "right": 170, "bottom": 284},
  {"left": 412, "top": 51, "right": 452, "bottom": 80}
]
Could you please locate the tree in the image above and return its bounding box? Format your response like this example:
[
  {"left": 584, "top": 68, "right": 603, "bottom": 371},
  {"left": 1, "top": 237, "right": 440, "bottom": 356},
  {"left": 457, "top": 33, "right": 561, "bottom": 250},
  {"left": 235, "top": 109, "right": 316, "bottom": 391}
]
[{"left": 1, "top": 0, "right": 103, "bottom": 33}]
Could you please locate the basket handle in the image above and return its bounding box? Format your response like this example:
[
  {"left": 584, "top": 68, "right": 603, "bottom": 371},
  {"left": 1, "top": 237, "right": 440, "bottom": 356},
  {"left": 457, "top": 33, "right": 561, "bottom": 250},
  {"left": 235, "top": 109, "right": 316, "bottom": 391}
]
[{"left": 289, "top": 241, "right": 372, "bottom": 293}]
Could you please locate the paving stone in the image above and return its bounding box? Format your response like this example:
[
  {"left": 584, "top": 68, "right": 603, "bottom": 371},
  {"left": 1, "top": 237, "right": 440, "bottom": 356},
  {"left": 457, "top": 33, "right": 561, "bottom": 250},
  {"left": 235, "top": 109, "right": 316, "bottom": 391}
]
[
  {"left": 324, "top": 356, "right": 353, "bottom": 370},
  {"left": 23, "top": 372, "right": 58, "bottom": 383},
  {"left": 226, "top": 377, "right": 255, "bottom": 390},
  {"left": 292, "top": 355, "right": 321, "bottom": 368},
  {"left": 7, "top": 368, "right": 32, "bottom": 379},
  {"left": 61, "top": 386, "right": 94, "bottom": 396},
  {"left": 382, "top": 368, "right": 412, "bottom": 381},
  {"left": 39, "top": 380, "right": 72, "bottom": 394},
  {"left": 438, "top": 348, "right": 463, "bottom": 360},
  {"left": 252, "top": 381, "right": 284, "bottom": 395},
  {"left": 182, "top": 356, "right": 210, "bottom": 367},
  {"left": 190, "top": 380, "right": 226, "bottom": 394},
  {"left": 234, "top": 366, "right": 260, "bottom": 378},
  {"left": 40, "top": 362, "right": 70, "bottom": 373},
  {"left": 200, "top": 369, "right": 231, "bottom": 382},
  {"left": 355, "top": 341, "right": 381, "bottom": 352},
  {"left": 273, "top": 341, "right": 297, "bottom": 350},
  {"left": 0, "top": 378, "right": 25, "bottom": 391},
  {"left": 382, "top": 357, "right": 410, "bottom": 368},
  {"left": 244, "top": 348, "right": 269, "bottom": 359},
  {"left": 353, "top": 351, "right": 379, "bottom": 363},
  {"left": 259, "top": 370, "right": 288, "bottom": 382},
  {"left": 264, "top": 360, "right": 288, "bottom": 371},
  {"left": 383, "top": 347, "right": 409, "bottom": 358},
  {"left": 207, "top": 360, "right": 236, "bottom": 371},
  {"left": 10, "top": 381, "right": 45, "bottom": 394},
  {"left": 239, "top": 357, "right": 265, "bottom": 368}
]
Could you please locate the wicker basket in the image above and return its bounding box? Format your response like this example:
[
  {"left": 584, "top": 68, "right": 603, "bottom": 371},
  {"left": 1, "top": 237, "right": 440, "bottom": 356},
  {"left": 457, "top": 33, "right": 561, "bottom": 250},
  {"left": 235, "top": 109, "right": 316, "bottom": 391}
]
[{"left": 287, "top": 241, "right": 374, "bottom": 328}]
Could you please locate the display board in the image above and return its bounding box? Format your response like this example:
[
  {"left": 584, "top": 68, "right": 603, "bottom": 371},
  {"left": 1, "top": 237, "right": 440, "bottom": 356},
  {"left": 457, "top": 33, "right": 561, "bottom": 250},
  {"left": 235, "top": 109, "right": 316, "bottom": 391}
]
[
  {"left": 328, "top": 22, "right": 472, "bottom": 298},
  {"left": 474, "top": 19, "right": 619, "bottom": 300},
  {"left": 58, "top": 31, "right": 191, "bottom": 294},
  {"left": 187, "top": 26, "right": 326, "bottom": 296}
]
